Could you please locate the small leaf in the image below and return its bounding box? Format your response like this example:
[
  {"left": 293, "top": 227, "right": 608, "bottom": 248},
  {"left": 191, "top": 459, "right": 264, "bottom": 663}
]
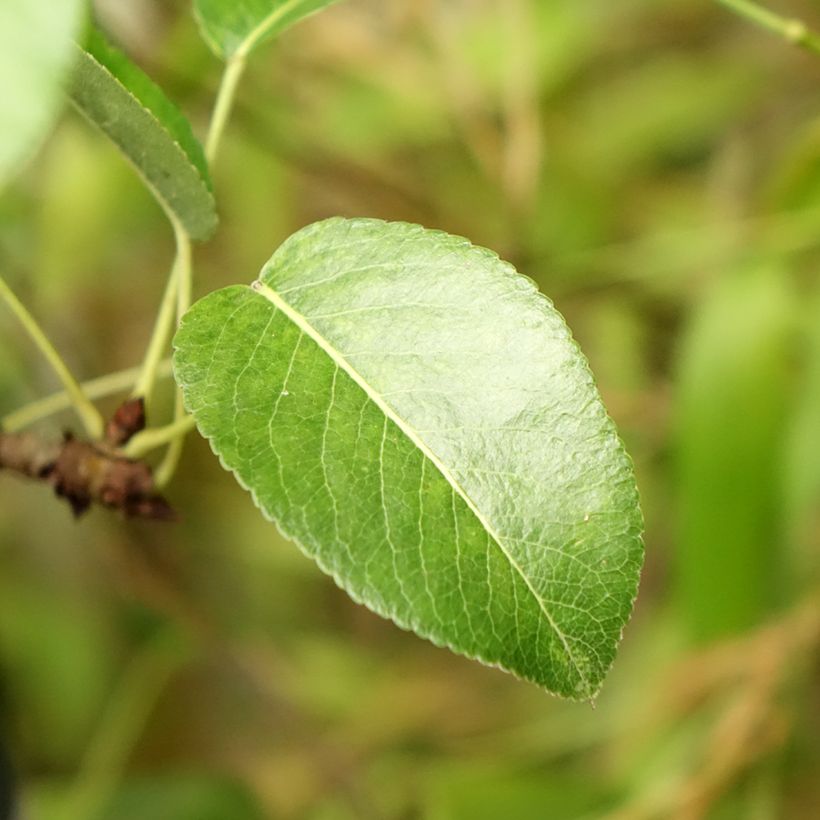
[
  {"left": 193, "top": 0, "right": 341, "bottom": 59},
  {"left": 69, "top": 28, "right": 217, "bottom": 240},
  {"left": 0, "top": 0, "right": 85, "bottom": 187},
  {"left": 173, "top": 218, "right": 643, "bottom": 698}
]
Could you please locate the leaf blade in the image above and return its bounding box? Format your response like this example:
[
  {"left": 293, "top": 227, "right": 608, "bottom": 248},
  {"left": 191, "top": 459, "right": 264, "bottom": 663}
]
[
  {"left": 69, "top": 29, "right": 217, "bottom": 240},
  {"left": 193, "top": 0, "right": 340, "bottom": 59},
  {"left": 173, "top": 218, "right": 643, "bottom": 697}
]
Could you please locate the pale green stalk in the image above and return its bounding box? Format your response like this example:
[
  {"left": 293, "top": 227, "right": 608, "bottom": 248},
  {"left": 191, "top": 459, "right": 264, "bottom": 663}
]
[
  {"left": 123, "top": 414, "right": 196, "bottom": 459},
  {"left": 123, "top": 32, "right": 257, "bottom": 478},
  {"left": 153, "top": 391, "right": 187, "bottom": 487},
  {"left": 0, "top": 273, "right": 104, "bottom": 438},
  {"left": 1, "top": 360, "right": 173, "bottom": 432},
  {"left": 718, "top": 0, "right": 820, "bottom": 55},
  {"left": 205, "top": 54, "right": 247, "bottom": 164},
  {"left": 127, "top": 211, "right": 190, "bottom": 484},
  {"left": 58, "top": 633, "right": 189, "bottom": 820},
  {"left": 150, "top": 52, "right": 251, "bottom": 484},
  {"left": 151, "top": 206, "right": 194, "bottom": 484},
  {"left": 132, "top": 214, "right": 191, "bottom": 402}
]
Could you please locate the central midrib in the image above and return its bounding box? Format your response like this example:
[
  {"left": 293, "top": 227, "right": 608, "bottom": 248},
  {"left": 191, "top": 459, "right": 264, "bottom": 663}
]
[{"left": 250, "top": 278, "right": 590, "bottom": 694}]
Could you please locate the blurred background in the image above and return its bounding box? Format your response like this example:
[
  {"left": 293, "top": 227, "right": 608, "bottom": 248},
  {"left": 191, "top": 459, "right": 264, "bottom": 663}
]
[{"left": 1, "top": 0, "right": 820, "bottom": 817}]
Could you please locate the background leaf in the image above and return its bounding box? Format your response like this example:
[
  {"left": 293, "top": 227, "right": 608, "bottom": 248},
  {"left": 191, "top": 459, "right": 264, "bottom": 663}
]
[
  {"left": 675, "top": 265, "right": 796, "bottom": 640},
  {"left": 173, "top": 217, "right": 644, "bottom": 699},
  {"left": 69, "top": 28, "right": 216, "bottom": 239},
  {"left": 193, "top": 0, "right": 341, "bottom": 59},
  {"left": 0, "top": 0, "right": 84, "bottom": 187}
]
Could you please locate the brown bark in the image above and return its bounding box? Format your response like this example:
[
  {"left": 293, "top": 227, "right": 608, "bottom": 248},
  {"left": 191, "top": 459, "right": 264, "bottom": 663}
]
[{"left": 0, "top": 430, "right": 175, "bottom": 521}]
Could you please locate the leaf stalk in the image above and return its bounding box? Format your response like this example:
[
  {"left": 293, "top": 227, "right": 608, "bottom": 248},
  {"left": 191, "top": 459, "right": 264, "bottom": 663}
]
[
  {"left": 205, "top": 54, "right": 247, "bottom": 164},
  {"left": 132, "top": 215, "right": 191, "bottom": 403},
  {"left": 0, "top": 274, "right": 104, "bottom": 438},
  {"left": 1, "top": 361, "right": 173, "bottom": 433},
  {"left": 124, "top": 414, "right": 197, "bottom": 459},
  {"left": 717, "top": 0, "right": 820, "bottom": 56}
]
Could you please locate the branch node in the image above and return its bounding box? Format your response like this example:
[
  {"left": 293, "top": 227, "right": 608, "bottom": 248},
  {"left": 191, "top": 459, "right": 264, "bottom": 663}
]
[{"left": 0, "top": 430, "right": 176, "bottom": 522}]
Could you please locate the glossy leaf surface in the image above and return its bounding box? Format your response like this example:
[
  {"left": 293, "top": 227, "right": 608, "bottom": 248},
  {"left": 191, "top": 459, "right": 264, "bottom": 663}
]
[
  {"left": 0, "top": 0, "right": 84, "bottom": 186},
  {"left": 173, "top": 218, "right": 643, "bottom": 698},
  {"left": 69, "top": 29, "right": 216, "bottom": 240},
  {"left": 193, "top": 0, "right": 340, "bottom": 58}
]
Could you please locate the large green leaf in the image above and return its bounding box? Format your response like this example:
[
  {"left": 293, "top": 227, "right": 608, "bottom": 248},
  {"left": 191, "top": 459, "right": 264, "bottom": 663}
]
[
  {"left": 69, "top": 29, "right": 217, "bottom": 240},
  {"left": 193, "top": 0, "right": 341, "bottom": 59},
  {"left": 173, "top": 218, "right": 643, "bottom": 698},
  {"left": 0, "top": 0, "right": 84, "bottom": 187}
]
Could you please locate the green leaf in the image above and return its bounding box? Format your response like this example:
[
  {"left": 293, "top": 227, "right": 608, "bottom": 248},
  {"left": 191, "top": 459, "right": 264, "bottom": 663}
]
[
  {"left": 69, "top": 28, "right": 217, "bottom": 240},
  {"left": 0, "top": 0, "right": 85, "bottom": 187},
  {"left": 173, "top": 218, "right": 643, "bottom": 698},
  {"left": 193, "top": 0, "right": 341, "bottom": 59},
  {"left": 675, "top": 265, "right": 795, "bottom": 641}
]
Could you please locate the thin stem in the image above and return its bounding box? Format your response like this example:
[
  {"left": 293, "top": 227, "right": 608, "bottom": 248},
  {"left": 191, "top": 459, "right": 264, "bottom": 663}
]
[
  {"left": 205, "top": 54, "right": 247, "bottom": 165},
  {"left": 123, "top": 49, "right": 246, "bottom": 485},
  {"left": 124, "top": 412, "right": 196, "bottom": 459},
  {"left": 151, "top": 216, "right": 194, "bottom": 485},
  {"left": 718, "top": 0, "right": 820, "bottom": 55},
  {"left": 59, "top": 633, "right": 189, "bottom": 820},
  {"left": 132, "top": 215, "right": 191, "bottom": 402},
  {"left": 152, "top": 392, "right": 187, "bottom": 488},
  {"left": 176, "top": 220, "right": 193, "bottom": 322},
  {"left": 148, "top": 53, "right": 248, "bottom": 486},
  {"left": 1, "top": 360, "right": 173, "bottom": 433},
  {"left": 0, "top": 274, "right": 104, "bottom": 439},
  {"left": 131, "top": 256, "right": 179, "bottom": 401}
]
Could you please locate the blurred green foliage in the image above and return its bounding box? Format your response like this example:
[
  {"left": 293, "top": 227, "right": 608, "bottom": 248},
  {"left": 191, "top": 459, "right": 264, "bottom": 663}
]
[{"left": 1, "top": 0, "right": 819, "bottom": 817}]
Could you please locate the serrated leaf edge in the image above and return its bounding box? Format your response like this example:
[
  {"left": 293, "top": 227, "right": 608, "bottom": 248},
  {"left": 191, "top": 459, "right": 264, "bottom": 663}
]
[{"left": 174, "top": 218, "right": 645, "bottom": 699}]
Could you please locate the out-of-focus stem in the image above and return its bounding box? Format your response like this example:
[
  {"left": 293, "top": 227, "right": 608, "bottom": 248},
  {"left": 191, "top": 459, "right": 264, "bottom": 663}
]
[
  {"left": 205, "top": 54, "right": 247, "bottom": 164},
  {"left": 1, "top": 360, "right": 173, "bottom": 432},
  {"left": 718, "top": 0, "right": 820, "bottom": 56},
  {"left": 132, "top": 215, "right": 191, "bottom": 403},
  {"left": 124, "top": 414, "right": 196, "bottom": 459},
  {"left": 0, "top": 274, "right": 104, "bottom": 438}
]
